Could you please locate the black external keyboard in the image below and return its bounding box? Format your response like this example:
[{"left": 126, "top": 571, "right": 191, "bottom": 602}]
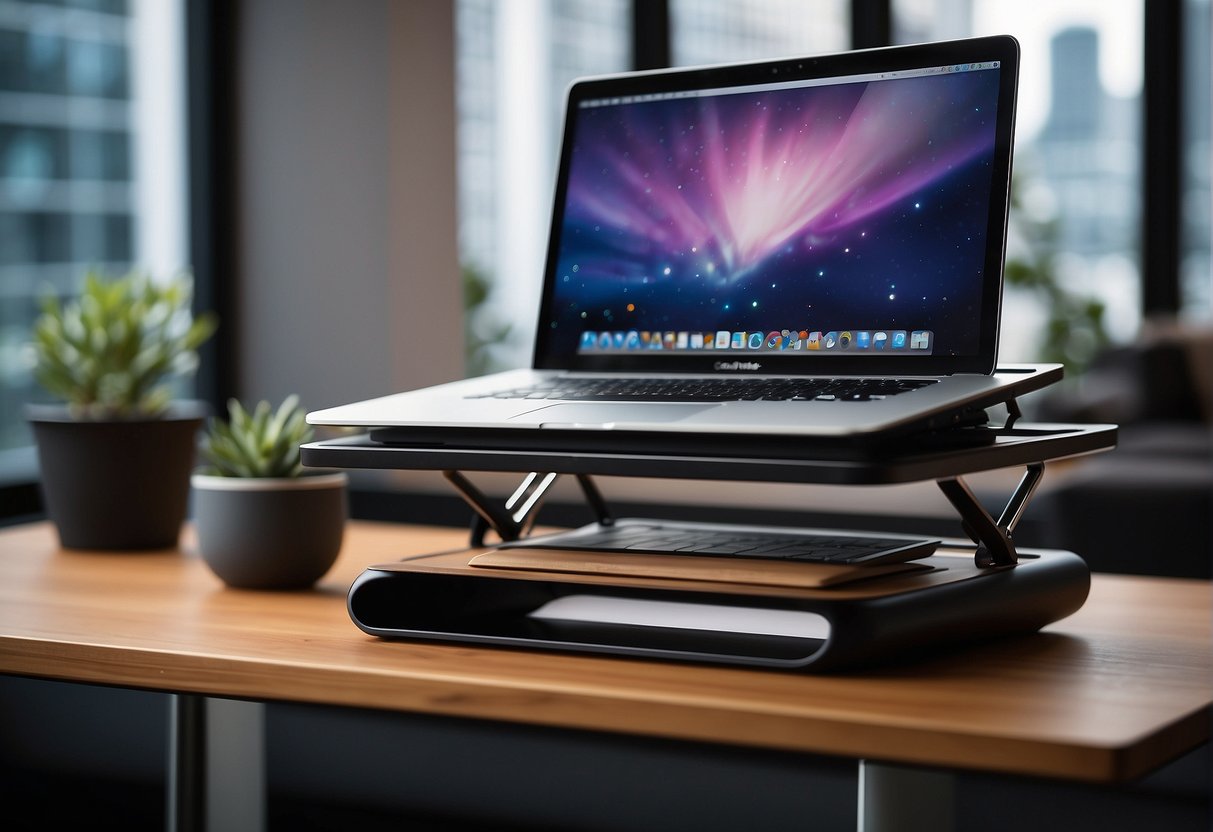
[
  {"left": 469, "top": 377, "right": 935, "bottom": 402},
  {"left": 499, "top": 520, "right": 939, "bottom": 566}
]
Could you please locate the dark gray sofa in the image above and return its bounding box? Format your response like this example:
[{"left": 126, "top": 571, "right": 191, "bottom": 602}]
[{"left": 1027, "top": 327, "right": 1213, "bottom": 579}]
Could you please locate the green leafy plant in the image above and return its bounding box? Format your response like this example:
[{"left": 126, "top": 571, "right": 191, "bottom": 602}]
[
  {"left": 199, "top": 395, "right": 315, "bottom": 478},
  {"left": 32, "top": 269, "right": 218, "bottom": 419},
  {"left": 1004, "top": 173, "right": 1111, "bottom": 377},
  {"left": 463, "top": 261, "right": 514, "bottom": 377}
]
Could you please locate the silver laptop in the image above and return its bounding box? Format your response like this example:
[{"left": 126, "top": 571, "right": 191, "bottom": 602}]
[{"left": 309, "top": 35, "right": 1056, "bottom": 449}]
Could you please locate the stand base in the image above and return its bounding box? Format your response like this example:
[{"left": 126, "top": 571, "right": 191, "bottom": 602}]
[
  {"left": 315, "top": 421, "right": 1111, "bottom": 670},
  {"left": 346, "top": 542, "right": 1090, "bottom": 671}
]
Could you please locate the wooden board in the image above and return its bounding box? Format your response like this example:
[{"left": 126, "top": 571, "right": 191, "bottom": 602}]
[{"left": 469, "top": 547, "right": 934, "bottom": 588}]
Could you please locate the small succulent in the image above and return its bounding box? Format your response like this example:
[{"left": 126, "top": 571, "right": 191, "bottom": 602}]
[
  {"left": 31, "top": 269, "right": 218, "bottom": 419},
  {"left": 199, "top": 395, "right": 315, "bottom": 478}
]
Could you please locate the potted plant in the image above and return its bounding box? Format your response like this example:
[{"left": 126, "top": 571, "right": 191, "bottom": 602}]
[
  {"left": 192, "top": 395, "right": 347, "bottom": 589},
  {"left": 29, "top": 269, "right": 217, "bottom": 550}
]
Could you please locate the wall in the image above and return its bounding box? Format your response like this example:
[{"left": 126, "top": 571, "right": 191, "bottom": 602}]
[{"left": 234, "top": 0, "right": 462, "bottom": 412}]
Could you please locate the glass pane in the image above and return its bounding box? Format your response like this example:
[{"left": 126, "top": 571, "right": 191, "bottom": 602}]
[
  {"left": 0, "top": 0, "right": 186, "bottom": 473},
  {"left": 1182, "top": 0, "right": 1211, "bottom": 318},
  {"left": 671, "top": 0, "right": 848, "bottom": 66},
  {"left": 456, "top": 0, "right": 630, "bottom": 375},
  {"left": 894, "top": 0, "right": 1144, "bottom": 370}
]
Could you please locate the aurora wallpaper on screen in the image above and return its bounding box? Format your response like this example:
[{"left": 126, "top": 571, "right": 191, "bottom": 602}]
[{"left": 545, "top": 65, "right": 1003, "bottom": 359}]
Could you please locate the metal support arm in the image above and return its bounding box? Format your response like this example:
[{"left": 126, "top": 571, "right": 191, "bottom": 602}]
[
  {"left": 936, "top": 462, "right": 1045, "bottom": 567},
  {"left": 444, "top": 471, "right": 613, "bottom": 547},
  {"left": 446, "top": 459, "right": 1046, "bottom": 569}
]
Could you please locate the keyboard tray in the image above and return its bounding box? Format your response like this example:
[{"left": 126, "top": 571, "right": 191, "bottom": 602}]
[{"left": 497, "top": 518, "right": 939, "bottom": 567}]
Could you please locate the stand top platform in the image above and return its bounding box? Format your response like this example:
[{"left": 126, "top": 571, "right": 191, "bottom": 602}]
[{"left": 302, "top": 422, "right": 1116, "bottom": 486}]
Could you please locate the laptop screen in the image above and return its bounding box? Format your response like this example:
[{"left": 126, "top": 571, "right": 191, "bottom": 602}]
[{"left": 534, "top": 36, "right": 1018, "bottom": 376}]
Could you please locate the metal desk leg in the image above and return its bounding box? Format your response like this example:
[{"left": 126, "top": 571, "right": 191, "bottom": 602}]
[
  {"left": 207, "top": 697, "right": 265, "bottom": 832},
  {"left": 168, "top": 695, "right": 265, "bottom": 832},
  {"left": 168, "top": 694, "right": 206, "bottom": 832},
  {"left": 858, "top": 760, "right": 955, "bottom": 832}
]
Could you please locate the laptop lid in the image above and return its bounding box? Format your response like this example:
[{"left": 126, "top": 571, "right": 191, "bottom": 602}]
[{"left": 532, "top": 35, "right": 1018, "bottom": 378}]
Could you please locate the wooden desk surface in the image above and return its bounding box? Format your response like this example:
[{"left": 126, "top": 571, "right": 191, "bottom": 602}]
[{"left": 0, "top": 520, "right": 1208, "bottom": 784}]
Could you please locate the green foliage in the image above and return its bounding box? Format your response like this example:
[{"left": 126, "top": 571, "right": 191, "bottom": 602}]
[
  {"left": 198, "top": 395, "right": 314, "bottom": 478},
  {"left": 1004, "top": 176, "right": 1111, "bottom": 376},
  {"left": 463, "top": 261, "right": 514, "bottom": 378},
  {"left": 31, "top": 269, "right": 218, "bottom": 419}
]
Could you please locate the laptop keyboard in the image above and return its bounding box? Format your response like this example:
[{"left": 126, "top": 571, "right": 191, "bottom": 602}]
[
  {"left": 471, "top": 377, "right": 936, "bottom": 402},
  {"left": 500, "top": 521, "right": 939, "bottom": 566}
]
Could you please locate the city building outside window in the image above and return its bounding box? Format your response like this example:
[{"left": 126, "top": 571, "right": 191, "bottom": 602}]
[
  {"left": 0, "top": 0, "right": 188, "bottom": 484},
  {"left": 668, "top": 0, "right": 847, "bottom": 66}
]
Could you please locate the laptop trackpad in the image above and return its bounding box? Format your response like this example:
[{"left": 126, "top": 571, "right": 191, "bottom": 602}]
[{"left": 509, "top": 403, "right": 713, "bottom": 427}]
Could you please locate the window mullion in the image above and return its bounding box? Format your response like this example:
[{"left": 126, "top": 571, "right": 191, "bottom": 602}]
[
  {"left": 1141, "top": 0, "right": 1183, "bottom": 315},
  {"left": 851, "top": 0, "right": 891, "bottom": 49},
  {"left": 631, "top": 0, "right": 671, "bottom": 70}
]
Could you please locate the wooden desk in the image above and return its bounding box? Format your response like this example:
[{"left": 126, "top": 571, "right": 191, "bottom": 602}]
[{"left": 0, "top": 520, "right": 1209, "bottom": 831}]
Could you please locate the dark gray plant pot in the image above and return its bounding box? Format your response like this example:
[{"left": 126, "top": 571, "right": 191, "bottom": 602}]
[
  {"left": 191, "top": 472, "right": 348, "bottom": 590},
  {"left": 29, "top": 402, "right": 207, "bottom": 550}
]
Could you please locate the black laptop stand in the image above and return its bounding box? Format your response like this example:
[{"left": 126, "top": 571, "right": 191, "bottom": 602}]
[{"left": 302, "top": 417, "right": 1116, "bottom": 671}]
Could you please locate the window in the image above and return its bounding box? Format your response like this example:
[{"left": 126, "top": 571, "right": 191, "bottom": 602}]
[
  {"left": 669, "top": 0, "right": 847, "bottom": 66},
  {"left": 455, "top": 1, "right": 1210, "bottom": 377},
  {"left": 0, "top": 0, "right": 189, "bottom": 486},
  {"left": 456, "top": 0, "right": 630, "bottom": 375},
  {"left": 1182, "top": 0, "right": 1211, "bottom": 317}
]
